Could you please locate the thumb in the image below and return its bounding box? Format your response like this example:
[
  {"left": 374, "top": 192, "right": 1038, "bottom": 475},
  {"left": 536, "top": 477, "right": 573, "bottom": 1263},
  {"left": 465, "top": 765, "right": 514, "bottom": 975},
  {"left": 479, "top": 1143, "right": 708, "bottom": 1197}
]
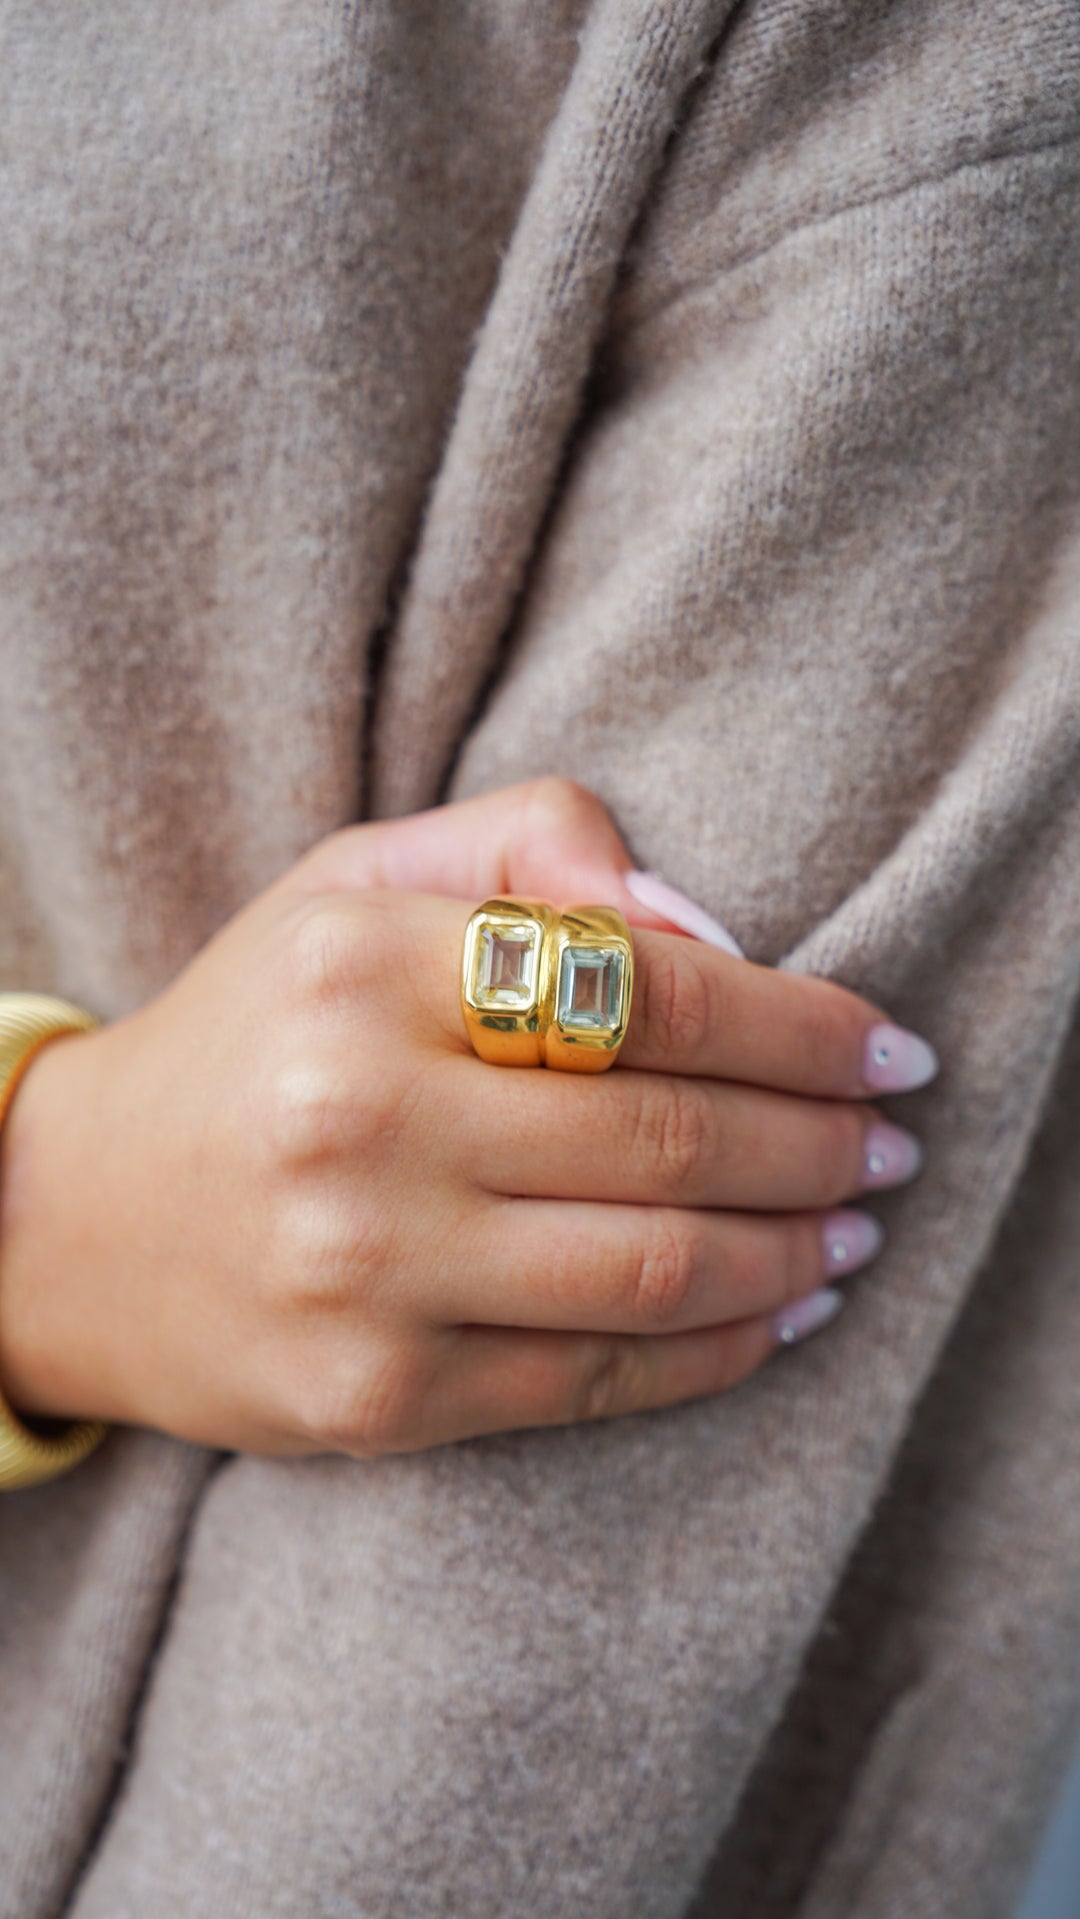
[{"left": 289, "top": 776, "right": 745, "bottom": 955}]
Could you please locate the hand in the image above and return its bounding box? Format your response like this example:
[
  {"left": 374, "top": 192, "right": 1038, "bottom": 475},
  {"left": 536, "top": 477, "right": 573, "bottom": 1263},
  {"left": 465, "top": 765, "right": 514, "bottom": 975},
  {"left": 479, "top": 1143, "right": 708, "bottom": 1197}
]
[{"left": 0, "top": 779, "right": 935, "bottom": 1456}]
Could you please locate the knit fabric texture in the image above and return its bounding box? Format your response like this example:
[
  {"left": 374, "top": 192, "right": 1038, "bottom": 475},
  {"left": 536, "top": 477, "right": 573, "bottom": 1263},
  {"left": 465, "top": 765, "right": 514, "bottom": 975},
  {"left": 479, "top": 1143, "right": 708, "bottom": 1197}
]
[{"left": 0, "top": 2, "right": 1078, "bottom": 1915}]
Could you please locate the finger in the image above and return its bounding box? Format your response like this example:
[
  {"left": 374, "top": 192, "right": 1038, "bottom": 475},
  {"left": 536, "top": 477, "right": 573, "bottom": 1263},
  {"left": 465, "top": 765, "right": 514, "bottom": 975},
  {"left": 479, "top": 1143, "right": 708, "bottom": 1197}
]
[
  {"left": 621, "top": 867, "right": 745, "bottom": 957},
  {"left": 396, "top": 897, "right": 932, "bottom": 1102},
  {"left": 286, "top": 776, "right": 681, "bottom": 933},
  {"left": 437, "top": 1193, "right": 880, "bottom": 1334},
  {"left": 402, "top": 1313, "right": 790, "bottom": 1449},
  {"left": 616, "top": 929, "right": 936, "bottom": 1098},
  {"left": 283, "top": 889, "right": 935, "bottom": 1107},
  {"left": 443, "top": 1054, "right": 915, "bottom": 1210}
]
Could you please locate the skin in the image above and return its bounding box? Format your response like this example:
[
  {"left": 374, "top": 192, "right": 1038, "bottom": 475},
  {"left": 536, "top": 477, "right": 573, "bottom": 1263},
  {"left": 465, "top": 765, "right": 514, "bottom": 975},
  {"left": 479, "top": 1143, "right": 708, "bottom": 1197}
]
[{"left": 0, "top": 778, "right": 927, "bottom": 1458}]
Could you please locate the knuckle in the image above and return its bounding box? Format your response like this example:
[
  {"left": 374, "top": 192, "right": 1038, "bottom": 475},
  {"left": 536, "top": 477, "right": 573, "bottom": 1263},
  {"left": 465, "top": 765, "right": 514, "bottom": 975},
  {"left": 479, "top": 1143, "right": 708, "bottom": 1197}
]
[
  {"left": 302, "top": 1344, "right": 432, "bottom": 1458},
  {"left": 270, "top": 1187, "right": 390, "bottom": 1321},
  {"left": 352, "top": 1347, "right": 431, "bottom": 1455},
  {"left": 815, "top": 1104, "right": 866, "bottom": 1204},
  {"left": 629, "top": 1217, "right": 698, "bottom": 1328},
  {"left": 263, "top": 1058, "right": 350, "bottom": 1170},
  {"left": 522, "top": 774, "right": 602, "bottom": 834},
  {"left": 572, "top": 1336, "right": 649, "bottom": 1425},
  {"left": 641, "top": 945, "right": 710, "bottom": 1059},
  {"left": 638, "top": 1080, "right": 713, "bottom": 1196},
  {"left": 283, "top": 897, "right": 377, "bottom": 1012}
]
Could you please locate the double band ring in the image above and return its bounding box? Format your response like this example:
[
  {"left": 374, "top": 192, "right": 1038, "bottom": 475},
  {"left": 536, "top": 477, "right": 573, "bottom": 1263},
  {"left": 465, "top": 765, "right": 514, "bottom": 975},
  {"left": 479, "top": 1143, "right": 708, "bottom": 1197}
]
[{"left": 460, "top": 896, "right": 634, "bottom": 1071}]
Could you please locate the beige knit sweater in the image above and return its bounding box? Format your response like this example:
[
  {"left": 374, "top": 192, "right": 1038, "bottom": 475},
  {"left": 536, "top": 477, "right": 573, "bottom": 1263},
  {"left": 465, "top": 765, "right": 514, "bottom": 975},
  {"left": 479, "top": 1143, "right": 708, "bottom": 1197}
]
[{"left": 1, "top": 3, "right": 1078, "bottom": 1916}]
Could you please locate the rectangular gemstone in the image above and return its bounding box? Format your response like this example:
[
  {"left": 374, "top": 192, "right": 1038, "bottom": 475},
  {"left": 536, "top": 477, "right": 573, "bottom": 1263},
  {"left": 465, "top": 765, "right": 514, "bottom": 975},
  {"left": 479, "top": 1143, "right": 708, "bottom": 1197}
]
[
  {"left": 557, "top": 946, "right": 625, "bottom": 1030},
  {"left": 476, "top": 923, "right": 540, "bottom": 1005}
]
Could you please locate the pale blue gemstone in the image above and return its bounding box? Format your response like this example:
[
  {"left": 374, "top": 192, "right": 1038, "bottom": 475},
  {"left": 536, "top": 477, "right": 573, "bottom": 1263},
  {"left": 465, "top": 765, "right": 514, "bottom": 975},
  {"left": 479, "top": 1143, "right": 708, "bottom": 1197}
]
[{"left": 557, "top": 946, "right": 624, "bottom": 1030}]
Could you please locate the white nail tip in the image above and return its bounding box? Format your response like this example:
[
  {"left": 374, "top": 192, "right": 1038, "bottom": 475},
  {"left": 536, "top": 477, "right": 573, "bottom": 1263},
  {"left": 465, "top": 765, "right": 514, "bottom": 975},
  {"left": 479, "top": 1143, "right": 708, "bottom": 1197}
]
[
  {"left": 820, "top": 1210, "right": 885, "bottom": 1273},
  {"left": 773, "top": 1286, "right": 845, "bottom": 1347},
  {"left": 863, "top": 1120, "right": 924, "bottom": 1186},
  {"left": 864, "top": 1022, "right": 940, "bottom": 1091},
  {"left": 905, "top": 1034, "right": 940, "bottom": 1085},
  {"left": 621, "top": 870, "right": 746, "bottom": 959}
]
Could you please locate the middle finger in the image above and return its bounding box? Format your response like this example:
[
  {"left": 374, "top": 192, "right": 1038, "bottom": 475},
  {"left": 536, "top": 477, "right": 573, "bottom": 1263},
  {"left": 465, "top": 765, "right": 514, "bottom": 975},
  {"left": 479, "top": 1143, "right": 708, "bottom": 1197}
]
[{"left": 443, "top": 1056, "right": 923, "bottom": 1212}]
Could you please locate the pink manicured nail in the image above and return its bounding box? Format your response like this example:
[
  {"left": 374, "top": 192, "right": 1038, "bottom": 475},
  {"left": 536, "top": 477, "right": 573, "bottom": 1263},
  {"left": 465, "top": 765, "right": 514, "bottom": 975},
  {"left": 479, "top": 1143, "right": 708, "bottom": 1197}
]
[
  {"left": 621, "top": 870, "right": 746, "bottom": 958},
  {"left": 862, "top": 1120, "right": 924, "bottom": 1189},
  {"left": 863, "top": 1022, "right": 939, "bottom": 1092},
  {"left": 773, "top": 1286, "right": 844, "bottom": 1347},
  {"left": 820, "top": 1209, "right": 884, "bottom": 1276}
]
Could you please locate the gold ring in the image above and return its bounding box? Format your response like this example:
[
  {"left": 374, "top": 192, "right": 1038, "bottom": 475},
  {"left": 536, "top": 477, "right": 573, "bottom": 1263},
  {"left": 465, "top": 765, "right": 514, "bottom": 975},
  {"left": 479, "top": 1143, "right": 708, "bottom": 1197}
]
[{"left": 460, "top": 896, "right": 634, "bottom": 1072}]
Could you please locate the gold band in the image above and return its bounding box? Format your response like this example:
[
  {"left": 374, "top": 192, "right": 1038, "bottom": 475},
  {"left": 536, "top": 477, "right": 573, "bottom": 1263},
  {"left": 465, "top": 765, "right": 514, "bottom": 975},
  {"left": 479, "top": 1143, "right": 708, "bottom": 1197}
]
[
  {"left": 460, "top": 897, "right": 634, "bottom": 1071},
  {"left": 0, "top": 992, "right": 110, "bottom": 1491}
]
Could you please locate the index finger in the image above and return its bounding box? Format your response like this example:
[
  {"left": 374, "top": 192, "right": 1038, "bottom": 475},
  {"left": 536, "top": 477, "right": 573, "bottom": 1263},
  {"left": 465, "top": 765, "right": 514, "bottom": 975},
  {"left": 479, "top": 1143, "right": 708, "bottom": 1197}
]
[{"left": 618, "top": 929, "right": 939, "bottom": 1100}]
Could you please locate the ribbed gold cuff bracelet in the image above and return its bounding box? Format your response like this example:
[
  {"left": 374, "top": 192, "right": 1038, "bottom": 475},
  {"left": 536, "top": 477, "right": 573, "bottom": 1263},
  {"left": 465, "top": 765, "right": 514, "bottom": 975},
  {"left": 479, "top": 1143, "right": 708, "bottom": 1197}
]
[
  {"left": 460, "top": 897, "right": 634, "bottom": 1071},
  {"left": 0, "top": 993, "right": 110, "bottom": 1491}
]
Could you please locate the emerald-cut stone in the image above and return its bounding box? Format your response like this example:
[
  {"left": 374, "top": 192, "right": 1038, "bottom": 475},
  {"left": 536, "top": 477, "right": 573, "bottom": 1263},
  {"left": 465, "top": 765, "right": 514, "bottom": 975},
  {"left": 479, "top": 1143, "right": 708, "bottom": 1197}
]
[
  {"left": 557, "top": 945, "right": 624, "bottom": 1030},
  {"left": 476, "top": 924, "right": 539, "bottom": 1005}
]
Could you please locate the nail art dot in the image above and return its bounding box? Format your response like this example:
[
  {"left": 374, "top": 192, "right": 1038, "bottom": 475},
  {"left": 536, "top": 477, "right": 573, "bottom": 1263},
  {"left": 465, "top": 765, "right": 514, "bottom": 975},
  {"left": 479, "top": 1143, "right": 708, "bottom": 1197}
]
[
  {"left": 779, "top": 1324, "right": 797, "bottom": 1344},
  {"left": 867, "top": 1151, "right": 887, "bottom": 1176},
  {"left": 830, "top": 1240, "right": 849, "bottom": 1262},
  {"left": 873, "top": 1045, "right": 890, "bottom": 1066}
]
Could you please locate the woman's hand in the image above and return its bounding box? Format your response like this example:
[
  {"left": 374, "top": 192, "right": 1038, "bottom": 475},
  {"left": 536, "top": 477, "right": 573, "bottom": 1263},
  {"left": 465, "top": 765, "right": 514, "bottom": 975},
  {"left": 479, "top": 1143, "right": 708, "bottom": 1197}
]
[{"left": 0, "top": 779, "right": 936, "bottom": 1457}]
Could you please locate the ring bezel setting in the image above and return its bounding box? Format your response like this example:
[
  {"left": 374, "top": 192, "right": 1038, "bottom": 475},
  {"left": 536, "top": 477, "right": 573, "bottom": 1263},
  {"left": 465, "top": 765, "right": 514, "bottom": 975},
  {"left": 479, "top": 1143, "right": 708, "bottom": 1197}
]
[
  {"left": 460, "top": 899, "right": 558, "bottom": 1067},
  {"left": 545, "top": 907, "right": 633, "bottom": 1071},
  {"left": 461, "top": 897, "right": 633, "bottom": 1071}
]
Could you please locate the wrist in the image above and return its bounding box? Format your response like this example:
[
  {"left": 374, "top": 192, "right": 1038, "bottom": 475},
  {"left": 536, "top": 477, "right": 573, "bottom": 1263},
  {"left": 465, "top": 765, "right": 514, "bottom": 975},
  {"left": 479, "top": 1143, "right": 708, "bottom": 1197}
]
[{"left": 0, "top": 1024, "right": 107, "bottom": 1422}]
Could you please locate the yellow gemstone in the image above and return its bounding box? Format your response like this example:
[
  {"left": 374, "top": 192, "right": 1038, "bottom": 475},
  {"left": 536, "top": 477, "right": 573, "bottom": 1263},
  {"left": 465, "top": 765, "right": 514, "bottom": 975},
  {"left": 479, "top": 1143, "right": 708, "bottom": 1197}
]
[{"left": 476, "top": 924, "right": 539, "bottom": 1005}]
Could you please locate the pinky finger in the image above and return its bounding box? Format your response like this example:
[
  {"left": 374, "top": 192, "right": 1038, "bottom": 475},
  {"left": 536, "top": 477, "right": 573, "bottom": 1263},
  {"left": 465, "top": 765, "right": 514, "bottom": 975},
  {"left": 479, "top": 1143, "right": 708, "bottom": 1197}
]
[{"left": 428, "top": 1287, "right": 844, "bottom": 1446}]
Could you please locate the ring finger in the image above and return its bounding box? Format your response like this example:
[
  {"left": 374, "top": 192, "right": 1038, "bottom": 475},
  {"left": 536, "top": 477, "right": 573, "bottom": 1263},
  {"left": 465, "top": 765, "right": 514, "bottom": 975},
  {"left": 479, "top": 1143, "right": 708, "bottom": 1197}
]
[{"left": 433, "top": 1192, "right": 880, "bottom": 1336}]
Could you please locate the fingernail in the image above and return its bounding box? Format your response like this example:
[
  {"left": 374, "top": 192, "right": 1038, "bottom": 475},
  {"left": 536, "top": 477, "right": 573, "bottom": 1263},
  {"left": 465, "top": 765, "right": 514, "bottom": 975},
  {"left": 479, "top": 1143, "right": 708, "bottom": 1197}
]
[
  {"left": 863, "top": 1022, "right": 939, "bottom": 1092},
  {"left": 621, "top": 870, "right": 746, "bottom": 958},
  {"left": 862, "top": 1119, "right": 924, "bottom": 1189},
  {"left": 820, "top": 1209, "right": 885, "bottom": 1276},
  {"left": 773, "top": 1286, "right": 844, "bottom": 1347}
]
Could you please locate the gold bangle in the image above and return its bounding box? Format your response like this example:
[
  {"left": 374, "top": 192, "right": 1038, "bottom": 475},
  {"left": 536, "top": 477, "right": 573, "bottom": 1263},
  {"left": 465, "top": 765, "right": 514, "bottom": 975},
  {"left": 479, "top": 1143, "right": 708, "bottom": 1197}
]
[{"left": 0, "top": 992, "right": 111, "bottom": 1491}]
